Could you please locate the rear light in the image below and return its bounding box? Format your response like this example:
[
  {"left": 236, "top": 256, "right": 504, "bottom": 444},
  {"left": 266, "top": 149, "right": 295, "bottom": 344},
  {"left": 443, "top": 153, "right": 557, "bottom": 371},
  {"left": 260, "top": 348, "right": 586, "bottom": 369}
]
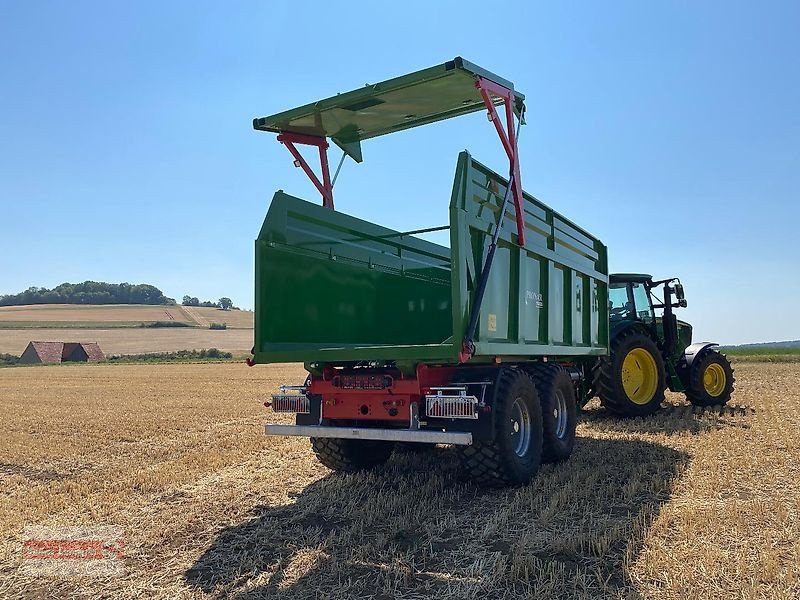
[
  {"left": 269, "top": 385, "right": 310, "bottom": 414},
  {"left": 332, "top": 374, "right": 392, "bottom": 390},
  {"left": 425, "top": 387, "right": 479, "bottom": 419}
]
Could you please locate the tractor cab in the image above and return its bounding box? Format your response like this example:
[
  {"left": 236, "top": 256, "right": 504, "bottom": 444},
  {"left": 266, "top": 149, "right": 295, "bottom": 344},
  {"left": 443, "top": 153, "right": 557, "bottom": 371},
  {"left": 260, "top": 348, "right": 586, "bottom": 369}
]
[
  {"left": 608, "top": 273, "right": 655, "bottom": 323},
  {"left": 609, "top": 273, "right": 690, "bottom": 356}
]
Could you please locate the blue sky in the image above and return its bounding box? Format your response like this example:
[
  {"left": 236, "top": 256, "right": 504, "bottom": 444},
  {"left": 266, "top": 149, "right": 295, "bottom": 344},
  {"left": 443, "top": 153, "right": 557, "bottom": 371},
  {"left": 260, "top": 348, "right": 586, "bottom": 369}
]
[{"left": 1, "top": 1, "right": 798, "bottom": 344}]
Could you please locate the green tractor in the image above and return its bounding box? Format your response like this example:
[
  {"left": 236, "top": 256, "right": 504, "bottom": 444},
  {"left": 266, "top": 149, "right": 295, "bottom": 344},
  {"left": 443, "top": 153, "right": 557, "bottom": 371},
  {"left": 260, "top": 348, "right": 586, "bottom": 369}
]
[{"left": 594, "top": 274, "right": 735, "bottom": 417}]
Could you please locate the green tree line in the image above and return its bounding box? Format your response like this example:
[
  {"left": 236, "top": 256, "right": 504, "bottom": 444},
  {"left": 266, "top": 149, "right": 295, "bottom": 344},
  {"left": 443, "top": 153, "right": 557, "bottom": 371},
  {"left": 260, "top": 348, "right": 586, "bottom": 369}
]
[
  {"left": 182, "top": 296, "right": 236, "bottom": 310},
  {"left": 0, "top": 282, "right": 176, "bottom": 306}
]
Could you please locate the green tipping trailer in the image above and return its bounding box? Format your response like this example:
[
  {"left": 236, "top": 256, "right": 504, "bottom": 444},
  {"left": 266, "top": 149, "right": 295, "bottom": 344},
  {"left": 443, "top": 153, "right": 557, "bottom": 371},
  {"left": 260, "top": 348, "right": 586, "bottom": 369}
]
[
  {"left": 254, "top": 153, "right": 609, "bottom": 365},
  {"left": 251, "top": 58, "right": 733, "bottom": 486}
]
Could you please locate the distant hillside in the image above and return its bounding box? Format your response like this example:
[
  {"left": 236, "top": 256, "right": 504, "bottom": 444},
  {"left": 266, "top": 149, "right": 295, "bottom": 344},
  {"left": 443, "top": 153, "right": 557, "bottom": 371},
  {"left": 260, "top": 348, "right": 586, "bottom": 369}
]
[
  {"left": 0, "top": 304, "right": 253, "bottom": 356},
  {"left": 0, "top": 282, "right": 175, "bottom": 306},
  {"left": 180, "top": 306, "right": 253, "bottom": 329},
  {"left": 721, "top": 340, "right": 800, "bottom": 350},
  {"left": 0, "top": 304, "right": 193, "bottom": 328},
  {"left": 0, "top": 303, "right": 253, "bottom": 330},
  {"left": 720, "top": 340, "right": 800, "bottom": 361}
]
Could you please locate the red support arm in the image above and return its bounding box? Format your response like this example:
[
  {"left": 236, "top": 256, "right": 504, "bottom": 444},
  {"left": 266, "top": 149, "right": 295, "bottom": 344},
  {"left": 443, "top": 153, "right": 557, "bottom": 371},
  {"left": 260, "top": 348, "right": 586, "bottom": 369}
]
[
  {"left": 276, "top": 132, "right": 334, "bottom": 209},
  {"left": 475, "top": 78, "right": 526, "bottom": 246}
]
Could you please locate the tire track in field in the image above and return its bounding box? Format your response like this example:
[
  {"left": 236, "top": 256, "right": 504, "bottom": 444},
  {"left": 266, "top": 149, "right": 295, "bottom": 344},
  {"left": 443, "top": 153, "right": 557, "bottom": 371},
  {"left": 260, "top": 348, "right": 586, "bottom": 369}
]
[{"left": 179, "top": 305, "right": 209, "bottom": 328}]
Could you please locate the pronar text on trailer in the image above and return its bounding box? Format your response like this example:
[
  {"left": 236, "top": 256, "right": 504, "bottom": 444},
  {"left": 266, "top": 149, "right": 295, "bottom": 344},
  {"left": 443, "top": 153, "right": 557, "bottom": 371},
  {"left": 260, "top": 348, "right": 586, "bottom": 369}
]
[{"left": 249, "top": 57, "right": 734, "bottom": 486}]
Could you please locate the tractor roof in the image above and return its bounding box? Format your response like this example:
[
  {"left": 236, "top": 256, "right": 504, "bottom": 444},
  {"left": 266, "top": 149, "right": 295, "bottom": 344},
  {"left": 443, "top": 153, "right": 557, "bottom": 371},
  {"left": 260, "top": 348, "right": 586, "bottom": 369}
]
[
  {"left": 610, "top": 273, "right": 653, "bottom": 284},
  {"left": 252, "top": 57, "right": 525, "bottom": 162}
]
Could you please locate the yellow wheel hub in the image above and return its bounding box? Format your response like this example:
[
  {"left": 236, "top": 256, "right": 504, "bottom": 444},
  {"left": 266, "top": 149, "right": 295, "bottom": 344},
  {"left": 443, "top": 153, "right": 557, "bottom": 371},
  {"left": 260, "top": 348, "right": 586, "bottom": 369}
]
[
  {"left": 703, "top": 363, "right": 727, "bottom": 397},
  {"left": 621, "top": 348, "right": 659, "bottom": 405}
]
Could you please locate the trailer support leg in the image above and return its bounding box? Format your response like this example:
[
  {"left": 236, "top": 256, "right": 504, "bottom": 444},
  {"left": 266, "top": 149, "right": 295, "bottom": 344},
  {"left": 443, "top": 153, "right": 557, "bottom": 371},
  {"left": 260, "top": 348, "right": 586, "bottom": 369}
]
[
  {"left": 475, "top": 77, "right": 525, "bottom": 246},
  {"left": 460, "top": 79, "right": 527, "bottom": 361},
  {"left": 277, "top": 132, "right": 334, "bottom": 209}
]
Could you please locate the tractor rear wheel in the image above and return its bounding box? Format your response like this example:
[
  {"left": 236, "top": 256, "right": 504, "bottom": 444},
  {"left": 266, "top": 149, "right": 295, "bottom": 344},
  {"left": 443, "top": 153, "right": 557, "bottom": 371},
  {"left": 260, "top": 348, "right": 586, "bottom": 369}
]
[
  {"left": 685, "top": 350, "right": 735, "bottom": 407},
  {"left": 597, "top": 329, "right": 666, "bottom": 417},
  {"left": 529, "top": 365, "right": 577, "bottom": 463},
  {"left": 310, "top": 438, "right": 394, "bottom": 472},
  {"left": 461, "top": 368, "right": 543, "bottom": 486}
]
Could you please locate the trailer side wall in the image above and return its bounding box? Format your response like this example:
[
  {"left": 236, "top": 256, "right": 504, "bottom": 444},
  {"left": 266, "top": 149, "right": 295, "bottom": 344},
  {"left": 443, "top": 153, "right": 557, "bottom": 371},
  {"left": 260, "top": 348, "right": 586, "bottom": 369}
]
[
  {"left": 450, "top": 152, "right": 609, "bottom": 358},
  {"left": 254, "top": 193, "right": 456, "bottom": 363}
]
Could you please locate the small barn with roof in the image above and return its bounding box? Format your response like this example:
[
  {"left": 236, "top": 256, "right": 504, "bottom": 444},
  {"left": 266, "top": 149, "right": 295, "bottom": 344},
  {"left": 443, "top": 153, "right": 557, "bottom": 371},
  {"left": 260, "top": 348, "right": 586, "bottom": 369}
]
[{"left": 19, "top": 341, "right": 105, "bottom": 364}]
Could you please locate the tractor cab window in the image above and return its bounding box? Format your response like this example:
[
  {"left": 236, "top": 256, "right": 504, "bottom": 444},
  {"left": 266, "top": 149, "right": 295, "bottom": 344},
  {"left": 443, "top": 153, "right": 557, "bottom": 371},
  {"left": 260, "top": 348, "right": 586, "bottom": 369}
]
[
  {"left": 609, "top": 284, "right": 632, "bottom": 319},
  {"left": 631, "top": 283, "right": 653, "bottom": 320}
]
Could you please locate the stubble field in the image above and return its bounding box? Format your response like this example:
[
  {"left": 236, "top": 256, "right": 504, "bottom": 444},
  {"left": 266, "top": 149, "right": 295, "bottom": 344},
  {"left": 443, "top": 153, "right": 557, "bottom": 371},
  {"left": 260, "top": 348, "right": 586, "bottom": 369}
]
[
  {"left": 0, "top": 304, "right": 194, "bottom": 327},
  {"left": 181, "top": 306, "right": 254, "bottom": 329},
  {"left": 0, "top": 361, "right": 798, "bottom": 598}
]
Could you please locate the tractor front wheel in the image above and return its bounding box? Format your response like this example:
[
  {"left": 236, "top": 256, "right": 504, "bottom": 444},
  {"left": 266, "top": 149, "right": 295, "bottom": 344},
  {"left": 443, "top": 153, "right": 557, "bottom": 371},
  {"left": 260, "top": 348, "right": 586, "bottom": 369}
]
[
  {"left": 685, "top": 350, "right": 735, "bottom": 407},
  {"left": 597, "top": 329, "right": 666, "bottom": 417}
]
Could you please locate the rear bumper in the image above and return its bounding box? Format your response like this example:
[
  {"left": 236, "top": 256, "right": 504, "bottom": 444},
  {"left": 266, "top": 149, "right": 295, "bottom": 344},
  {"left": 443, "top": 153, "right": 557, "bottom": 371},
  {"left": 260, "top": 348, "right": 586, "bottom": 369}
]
[{"left": 264, "top": 424, "right": 472, "bottom": 445}]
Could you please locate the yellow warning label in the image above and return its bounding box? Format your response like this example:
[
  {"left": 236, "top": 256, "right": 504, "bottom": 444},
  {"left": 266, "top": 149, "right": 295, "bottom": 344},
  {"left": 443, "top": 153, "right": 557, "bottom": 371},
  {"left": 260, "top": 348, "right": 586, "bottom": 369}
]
[{"left": 488, "top": 314, "right": 497, "bottom": 332}]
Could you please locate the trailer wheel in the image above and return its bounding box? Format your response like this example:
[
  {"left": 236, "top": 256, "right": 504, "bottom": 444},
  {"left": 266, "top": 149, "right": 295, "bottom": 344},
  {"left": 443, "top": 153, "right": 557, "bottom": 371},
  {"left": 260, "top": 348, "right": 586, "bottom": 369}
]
[
  {"left": 529, "top": 365, "right": 577, "bottom": 463},
  {"left": 597, "top": 329, "right": 666, "bottom": 417},
  {"left": 685, "top": 350, "right": 735, "bottom": 407},
  {"left": 310, "top": 438, "right": 393, "bottom": 472},
  {"left": 461, "top": 368, "right": 543, "bottom": 486}
]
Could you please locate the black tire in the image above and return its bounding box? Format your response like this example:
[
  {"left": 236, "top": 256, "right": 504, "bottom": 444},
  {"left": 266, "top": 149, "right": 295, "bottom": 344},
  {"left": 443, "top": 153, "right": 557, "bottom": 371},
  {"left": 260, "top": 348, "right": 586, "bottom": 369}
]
[
  {"left": 529, "top": 365, "right": 577, "bottom": 463},
  {"left": 597, "top": 328, "right": 666, "bottom": 417},
  {"left": 461, "top": 368, "right": 543, "bottom": 486},
  {"left": 310, "top": 438, "right": 394, "bottom": 472},
  {"left": 685, "top": 350, "right": 735, "bottom": 407}
]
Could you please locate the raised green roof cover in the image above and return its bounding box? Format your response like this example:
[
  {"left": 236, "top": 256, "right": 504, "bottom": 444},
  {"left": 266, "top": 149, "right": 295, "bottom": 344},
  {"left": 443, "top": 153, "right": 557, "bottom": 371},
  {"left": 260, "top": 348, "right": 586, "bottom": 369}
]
[{"left": 252, "top": 57, "right": 525, "bottom": 162}]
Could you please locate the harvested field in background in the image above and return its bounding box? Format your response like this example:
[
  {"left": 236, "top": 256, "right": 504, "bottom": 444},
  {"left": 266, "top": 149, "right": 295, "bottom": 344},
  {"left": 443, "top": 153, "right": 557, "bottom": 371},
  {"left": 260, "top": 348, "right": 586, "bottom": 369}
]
[
  {"left": 183, "top": 306, "right": 254, "bottom": 329},
  {"left": 1, "top": 362, "right": 799, "bottom": 598},
  {"left": 0, "top": 328, "right": 252, "bottom": 356},
  {"left": 0, "top": 304, "right": 193, "bottom": 325}
]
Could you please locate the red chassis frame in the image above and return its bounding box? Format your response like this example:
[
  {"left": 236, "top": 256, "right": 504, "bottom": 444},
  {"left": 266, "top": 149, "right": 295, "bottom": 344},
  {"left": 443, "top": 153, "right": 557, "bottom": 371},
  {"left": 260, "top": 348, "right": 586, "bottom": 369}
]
[{"left": 308, "top": 364, "right": 460, "bottom": 423}]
